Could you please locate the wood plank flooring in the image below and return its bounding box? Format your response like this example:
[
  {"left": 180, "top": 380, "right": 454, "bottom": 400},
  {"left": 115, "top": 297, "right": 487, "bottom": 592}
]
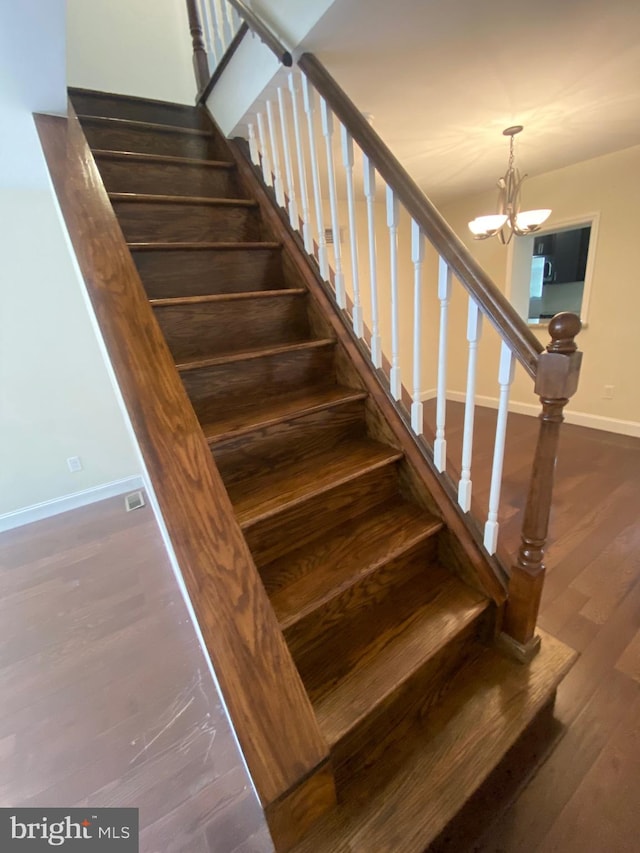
[
  {"left": 424, "top": 402, "right": 640, "bottom": 852},
  {"left": 1, "top": 406, "right": 638, "bottom": 852},
  {"left": 0, "top": 495, "right": 273, "bottom": 853}
]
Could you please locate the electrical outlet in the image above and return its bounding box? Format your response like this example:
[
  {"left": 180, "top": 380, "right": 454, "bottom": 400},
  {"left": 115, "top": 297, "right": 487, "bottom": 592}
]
[
  {"left": 67, "top": 456, "right": 83, "bottom": 473},
  {"left": 603, "top": 385, "right": 615, "bottom": 399}
]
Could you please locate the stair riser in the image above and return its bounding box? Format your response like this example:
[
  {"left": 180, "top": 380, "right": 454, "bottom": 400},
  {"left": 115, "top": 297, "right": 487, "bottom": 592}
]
[
  {"left": 295, "top": 545, "right": 445, "bottom": 697},
  {"left": 245, "top": 464, "right": 401, "bottom": 568},
  {"left": 331, "top": 615, "right": 489, "bottom": 790},
  {"left": 180, "top": 345, "right": 336, "bottom": 415},
  {"left": 283, "top": 537, "right": 440, "bottom": 665},
  {"left": 154, "top": 295, "right": 310, "bottom": 363},
  {"left": 81, "top": 121, "right": 223, "bottom": 159},
  {"left": 70, "top": 90, "right": 210, "bottom": 129},
  {"left": 214, "top": 400, "right": 368, "bottom": 488},
  {"left": 132, "top": 248, "right": 287, "bottom": 299},
  {"left": 96, "top": 158, "right": 243, "bottom": 198},
  {"left": 113, "top": 201, "right": 262, "bottom": 243}
]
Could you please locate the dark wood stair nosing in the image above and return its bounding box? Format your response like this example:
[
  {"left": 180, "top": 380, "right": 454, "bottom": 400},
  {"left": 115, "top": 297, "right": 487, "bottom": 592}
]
[
  {"left": 77, "top": 114, "right": 214, "bottom": 137},
  {"left": 109, "top": 192, "right": 257, "bottom": 207},
  {"left": 128, "top": 241, "right": 282, "bottom": 252},
  {"left": 93, "top": 149, "right": 236, "bottom": 169},
  {"left": 150, "top": 289, "right": 306, "bottom": 307},
  {"left": 313, "top": 584, "right": 490, "bottom": 749},
  {"left": 69, "top": 86, "right": 207, "bottom": 112},
  {"left": 237, "top": 447, "right": 405, "bottom": 531},
  {"left": 202, "top": 387, "right": 370, "bottom": 447},
  {"left": 175, "top": 338, "right": 336, "bottom": 373},
  {"left": 291, "top": 630, "right": 576, "bottom": 853},
  {"left": 277, "top": 517, "right": 446, "bottom": 633}
]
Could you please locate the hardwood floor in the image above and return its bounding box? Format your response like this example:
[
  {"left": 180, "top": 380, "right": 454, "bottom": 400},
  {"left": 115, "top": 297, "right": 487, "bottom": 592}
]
[
  {"left": 425, "top": 402, "right": 640, "bottom": 852},
  {"left": 0, "top": 495, "right": 273, "bottom": 853},
  {"left": 2, "top": 410, "right": 637, "bottom": 852}
]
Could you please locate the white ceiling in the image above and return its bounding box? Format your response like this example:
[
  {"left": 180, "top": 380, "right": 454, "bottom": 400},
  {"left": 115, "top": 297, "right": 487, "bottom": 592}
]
[{"left": 302, "top": 0, "right": 640, "bottom": 205}]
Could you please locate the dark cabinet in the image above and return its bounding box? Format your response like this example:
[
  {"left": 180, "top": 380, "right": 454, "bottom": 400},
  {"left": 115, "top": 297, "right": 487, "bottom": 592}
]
[
  {"left": 553, "top": 228, "right": 590, "bottom": 283},
  {"left": 533, "top": 233, "right": 555, "bottom": 256},
  {"left": 534, "top": 226, "right": 591, "bottom": 284}
]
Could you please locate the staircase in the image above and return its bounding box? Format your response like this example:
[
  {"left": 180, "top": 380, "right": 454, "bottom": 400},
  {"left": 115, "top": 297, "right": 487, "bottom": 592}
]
[{"left": 67, "top": 88, "right": 576, "bottom": 852}]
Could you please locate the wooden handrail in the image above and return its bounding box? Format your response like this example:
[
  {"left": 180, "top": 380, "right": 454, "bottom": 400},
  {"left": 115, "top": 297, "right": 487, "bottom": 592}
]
[
  {"left": 36, "top": 107, "right": 330, "bottom": 811},
  {"left": 298, "top": 53, "right": 544, "bottom": 380},
  {"left": 197, "top": 21, "right": 249, "bottom": 104},
  {"left": 226, "top": 0, "right": 293, "bottom": 67}
]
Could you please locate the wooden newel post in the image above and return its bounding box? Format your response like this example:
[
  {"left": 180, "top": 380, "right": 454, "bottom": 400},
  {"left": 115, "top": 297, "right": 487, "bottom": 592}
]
[
  {"left": 501, "top": 312, "right": 582, "bottom": 662},
  {"left": 186, "top": 0, "right": 210, "bottom": 93}
]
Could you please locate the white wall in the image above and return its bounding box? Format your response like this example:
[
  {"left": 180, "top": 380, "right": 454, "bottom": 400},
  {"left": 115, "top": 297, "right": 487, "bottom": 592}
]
[
  {"left": 0, "top": 0, "right": 140, "bottom": 523},
  {"left": 209, "top": 0, "right": 339, "bottom": 136},
  {"left": 67, "top": 0, "right": 195, "bottom": 104},
  {"left": 439, "top": 145, "right": 640, "bottom": 435},
  {"left": 249, "top": 0, "right": 337, "bottom": 50}
]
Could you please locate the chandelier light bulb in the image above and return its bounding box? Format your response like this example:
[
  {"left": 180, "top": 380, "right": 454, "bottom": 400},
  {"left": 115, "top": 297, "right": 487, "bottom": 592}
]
[
  {"left": 468, "top": 127, "right": 551, "bottom": 245},
  {"left": 468, "top": 214, "right": 508, "bottom": 238},
  {"left": 514, "top": 208, "right": 552, "bottom": 232}
]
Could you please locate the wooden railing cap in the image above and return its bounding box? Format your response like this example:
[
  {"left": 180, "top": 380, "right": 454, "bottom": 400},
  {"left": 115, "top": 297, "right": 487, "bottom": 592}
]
[{"left": 546, "top": 312, "right": 582, "bottom": 354}]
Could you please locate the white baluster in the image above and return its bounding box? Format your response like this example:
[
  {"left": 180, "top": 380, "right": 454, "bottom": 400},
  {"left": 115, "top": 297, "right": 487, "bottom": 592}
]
[
  {"left": 209, "top": 0, "right": 225, "bottom": 59},
  {"left": 256, "top": 111, "right": 273, "bottom": 187},
  {"left": 288, "top": 72, "right": 313, "bottom": 254},
  {"left": 228, "top": 4, "right": 241, "bottom": 32},
  {"left": 434, "top": 256, "right": 451, "bottom": 472},
  {"left": 341, "top": 125, "right": 363, "bottom": 338},
  {"left": 301, "top": 79, "right": 328, "bottom": 279},
  {"left": 198, "top": 0, "right": 216, "bottom": 65},
  {"left": 363, "top": 155, "right": 381, "bottom": 368},
  {"left": 277, "top": 86, "right": 298, "bottom": 230},
  {"left": 266, "top": 99, "right": 286, "bottom": 207},
  {"left": 387, "top": 187, "right": 401, "bottom": 400},
  {"left": 320, "top": 97, "right": 346, "bottom": 309},
  {"left": 458, "top": 297, "right": 483, "bottom": 512},
  {"left": 483, "top": 341, "right": 516, "bottom": 554},
  {"left": 411, "top": 220, "right": 425, "bottom": 433},
  {"left": 247, "top": 121, "right": 260, "bottom": 167},
  {"left": 219, "top": 0, "right": 234, "bottom": 46}
]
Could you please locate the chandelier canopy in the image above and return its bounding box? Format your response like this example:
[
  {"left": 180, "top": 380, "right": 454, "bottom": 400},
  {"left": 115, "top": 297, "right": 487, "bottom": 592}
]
[{"left": 468, "top": 125, "right": 551, "bottom": 245}]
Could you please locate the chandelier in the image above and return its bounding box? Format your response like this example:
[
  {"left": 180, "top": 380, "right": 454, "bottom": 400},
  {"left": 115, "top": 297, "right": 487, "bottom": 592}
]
[{"left": 468, "top": 125, "right": 551, "bottom": 245}]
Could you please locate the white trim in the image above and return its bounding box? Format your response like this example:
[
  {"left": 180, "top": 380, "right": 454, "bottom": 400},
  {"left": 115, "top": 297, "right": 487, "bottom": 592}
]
[
  {"left": 420, "top": 387, "right": 437, "bottom": 401},
  {"left": 506, "top": 211, "right": 600, "bottom": 326},
  {"left": 431, "top": 390, "right": 640, "bottom": 438},
  {"left": 0, "top": 475, "right": 144, "bottom": 532}
]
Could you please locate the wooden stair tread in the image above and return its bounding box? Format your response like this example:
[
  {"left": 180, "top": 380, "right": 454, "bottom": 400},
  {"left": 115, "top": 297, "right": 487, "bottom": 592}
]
[
  {"left": 233, "top": 439, "right": 403, "bottom": 528},
  {"left": 293, "top": 629, "right": 577, "bottom": 853},
  {"left": 312, "top": 567, "right": 488, "bottom": 746},
  {"left": 109, "top": 192, "right": 256, "bottom": 207},
  {"left": 77, "top": 114, "right": 213, "bottom": 137},
  {"left": 200, "top": 385, "right": 367, "bottom": 445},
  {"left": 176, "top": 338, "right": 335, "bottom": 372},
  {"left": 150, "top": 289, "right": 305, "bottom": 307},
  {"left": 268, "top": 502, "right": 444, "bottom": 630},
  {"left": 128, "top": 241, "right": 281, "bottom": 251},
  {"left": 93, "top": 149, "right": 236, "bottom": 168}
]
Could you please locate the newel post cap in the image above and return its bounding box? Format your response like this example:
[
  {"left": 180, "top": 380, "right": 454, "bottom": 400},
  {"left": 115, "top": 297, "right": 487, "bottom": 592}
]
[
  {"left": 535, "top": 313, "right": 583, "bottom": 399},
  {"left": 546, "top": 312, "right": 582, "bottom": 354}
]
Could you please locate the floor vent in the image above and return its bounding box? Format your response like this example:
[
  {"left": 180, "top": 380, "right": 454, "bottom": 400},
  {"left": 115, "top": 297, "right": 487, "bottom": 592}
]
[
  {"left": 125, "top": 490, "right": 146, "bottom": 512},
  {"left": 324, "top": 226, "right": 343, "bottom": 245}
]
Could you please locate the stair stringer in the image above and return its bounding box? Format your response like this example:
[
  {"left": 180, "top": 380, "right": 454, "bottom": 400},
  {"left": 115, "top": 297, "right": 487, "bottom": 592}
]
[
  {"left": 36, "top": 107, "right": 338, "bottom": 846},
  {"left": 228, "top": 134, "right": 510, "bottom": 610}
]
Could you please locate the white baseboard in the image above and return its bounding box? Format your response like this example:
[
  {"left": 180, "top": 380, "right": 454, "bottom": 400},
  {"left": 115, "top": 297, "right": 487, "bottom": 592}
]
[
  {"left": 420, "top": 388, "right": 437, "bottom": 402},
  {"left": 0, "top": 475, "right": 145, "bottom": 533},
  {"left": 419, "top": 389, "right": 640, "bottom": 438}
]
